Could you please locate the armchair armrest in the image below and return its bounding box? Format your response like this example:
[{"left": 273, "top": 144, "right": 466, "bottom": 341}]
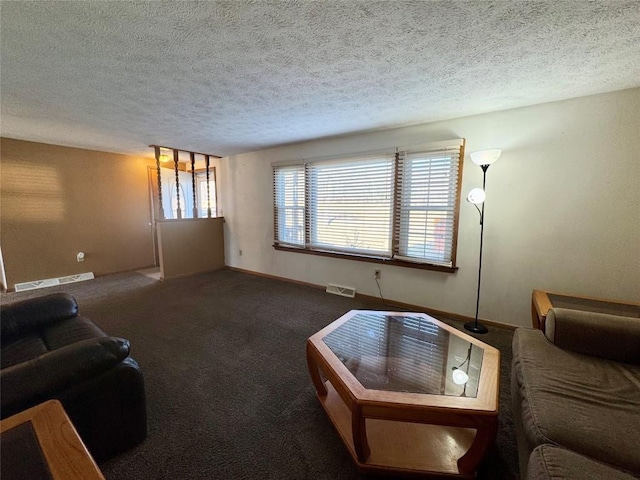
[
  {"left": 1, "top": 336, "right": 130, "bottom": 412},
  {"left": 545, "top": 308, "right": 640, "bottom": 364},
  {"left": 1, "top": 293, "right": 79, "bottom": 344}
]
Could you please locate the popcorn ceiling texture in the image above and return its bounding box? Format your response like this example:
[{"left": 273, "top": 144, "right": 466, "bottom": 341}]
[{"left": 1, "top": 0, "right": 639, "bottom": 157}]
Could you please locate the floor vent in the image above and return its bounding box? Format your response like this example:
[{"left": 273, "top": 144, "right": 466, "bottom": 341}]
[
  {"left": 14, "top": 272, "right": 95, "bottom": 292},
  {"left": 326, "top": 283, "right": 356, "bottom": 298}
]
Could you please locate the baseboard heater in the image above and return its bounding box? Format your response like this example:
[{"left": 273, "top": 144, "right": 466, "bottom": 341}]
[
  {"left": 14, "top": 272, "right": 95, "bottom": 292},
  {"left": 326, "top": 283, "right": 356, "bottom": 298}
]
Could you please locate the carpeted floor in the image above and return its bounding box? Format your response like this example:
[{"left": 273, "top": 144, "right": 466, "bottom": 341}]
[{"left": 2, "top": 269, "right": 519, "bottom": 479}]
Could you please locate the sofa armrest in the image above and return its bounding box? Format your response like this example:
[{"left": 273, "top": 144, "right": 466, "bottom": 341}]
[
  {"left": 545, "top": 308, "right": 640, "bottom": 364},
  {"left": 1, "top": 293, "right": 79, "bottom": 344},
  {"left": 1, "top": 336, "right": 130, "bottom": 412}
]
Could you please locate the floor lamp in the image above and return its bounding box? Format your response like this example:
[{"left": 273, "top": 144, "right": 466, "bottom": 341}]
[{"left": 464, "top": 149, "right": 501, "bottom": 334}]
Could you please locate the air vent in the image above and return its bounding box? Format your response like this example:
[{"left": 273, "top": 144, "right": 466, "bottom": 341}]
[
  {"left": 14, "top": 272, "right": 95, "bottom": 292},
  {"left": 58, "top": 272, "right": 95, "bottom": 284},
  {"left": 326, "top": 283, "right": 356, "bottom": 298}
]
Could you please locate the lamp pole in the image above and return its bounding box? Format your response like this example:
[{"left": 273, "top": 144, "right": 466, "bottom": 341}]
[{"left": 465, "top": 164, "right": 490, "bottom": 334}]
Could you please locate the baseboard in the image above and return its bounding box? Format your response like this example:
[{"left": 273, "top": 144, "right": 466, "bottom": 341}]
[
  {"left": 226, "top": 266, "right": 326, "bottom": 290},
  {"left": 160, "top": 266, "right": 226, "bottom": 281},
  {"left": 225, "top": 266, "right": 516, "bottom": 331}
]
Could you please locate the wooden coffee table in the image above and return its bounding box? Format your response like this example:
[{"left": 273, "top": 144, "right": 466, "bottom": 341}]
[
  {"left": 0, "top": 400, "right": 105, "bottom": 480},
  {"left": 306, "top": 310, "right": 500, "bottom": 478}
]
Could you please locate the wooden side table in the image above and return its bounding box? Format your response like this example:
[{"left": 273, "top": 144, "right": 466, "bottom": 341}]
[
  {"left": 0, "top": 400, "right": 105, "bottom": 480},
  {"left": 532, "top": 289, "right": 640, "bottom": 332}
]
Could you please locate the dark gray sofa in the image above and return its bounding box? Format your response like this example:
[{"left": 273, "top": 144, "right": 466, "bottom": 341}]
[
  {"left": 511, "top": 307, "right": 640, "bottom": 479},
  {"left": 1, "top": 293, "right": 147, "bottom": 462}
]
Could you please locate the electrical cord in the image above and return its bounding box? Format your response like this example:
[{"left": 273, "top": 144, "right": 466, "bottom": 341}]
[
  {"left": 374, "top": 275, "right": 411, "bottom": 311},
  {"left": 375, "top": 276, "right": 385, "bottom": 303}
]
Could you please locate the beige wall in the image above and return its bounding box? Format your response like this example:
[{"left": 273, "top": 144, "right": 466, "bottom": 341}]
[
  {"left": 220, "top": 88, "right": 640, "bottom": 328},
  {"left": 0, "top": 138, "right": 156, "bottom": 287},
  {"left": 157, "top": 217, "right": 225, "bottom": 279}
]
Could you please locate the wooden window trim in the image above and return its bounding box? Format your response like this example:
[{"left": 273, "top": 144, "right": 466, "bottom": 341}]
[{"left": 273, "top": 244, "right": 458, "bottom": 273}]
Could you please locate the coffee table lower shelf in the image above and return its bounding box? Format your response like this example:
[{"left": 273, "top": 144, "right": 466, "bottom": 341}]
[{"left": 319, "top": 380, "right": 477, "bottom": 478}]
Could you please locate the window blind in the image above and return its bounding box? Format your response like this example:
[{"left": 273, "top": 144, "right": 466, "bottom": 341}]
[
  {"left": 273, "top": 140, "right": 464, "bottom": 269},
  {"left": 306, "top": 155, "right": 394, "bottom": 257},
  {"left": 394, "top": 148, "right": 461, "bottom": 267},
  {"left": 273, "top": 165, "right": 305, "bottom": 246}
]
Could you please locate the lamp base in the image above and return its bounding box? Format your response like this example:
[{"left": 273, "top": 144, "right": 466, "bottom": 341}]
[{"left": 464, "top": 321, "right": 489, "bottom": 334}]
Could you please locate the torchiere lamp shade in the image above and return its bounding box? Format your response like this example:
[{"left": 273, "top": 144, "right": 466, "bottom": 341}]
[{"left": 470, "top": 149, "right": 501, "bottom": 166}]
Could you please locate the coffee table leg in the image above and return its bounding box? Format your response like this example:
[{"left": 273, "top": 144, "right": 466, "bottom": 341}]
[
  {"left": 306, "top": 342, "right": 327, "bottom": 397},
  {"left": 352, "top": 405, "right": 371, "bottom": 462},
  {"left": 456, "top": 421, "right": 498, "bottom": 475}
]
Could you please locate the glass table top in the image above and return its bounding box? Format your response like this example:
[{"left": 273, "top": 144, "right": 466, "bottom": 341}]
[{"left": 322, "top": 311, "right": 484, "bottom": 398}]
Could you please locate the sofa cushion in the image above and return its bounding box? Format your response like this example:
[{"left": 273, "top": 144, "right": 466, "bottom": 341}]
[
  {"left": 545, "top": 308, "right": 640, "bottom": 365},
  {"left": 1, "top": 336, "right": 131, "bottom": 412},
  {"left": 528, "top": 445, "right": 637, "bottom": 480},
  {"left": 512, "top": 328, "right": 640, "bottom": 474},
  {"left": 1, "top": 293, "right": 78, "bottom": 344},
  {"left": 1, "top": 335, "right": 48, "bottom": 369},
  {"left": 1, "top": 317, "right": 107, "bottom": 369},
  {"left": 43, "top": 316, "right": 107, "bottom": 350}
]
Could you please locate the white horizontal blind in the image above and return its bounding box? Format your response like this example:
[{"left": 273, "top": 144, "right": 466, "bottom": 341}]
[
  {"left": 273, "top": 141, "right": 463, "bottom": 268},
  {"left": 395, "top": 148, "right": 461, "bottom": 266},
  {"left": 273, "top": 165, "right": 305, "bottom": 247},
  {"left": 307, "top": 156, "right": 394, "bottom": 257}
]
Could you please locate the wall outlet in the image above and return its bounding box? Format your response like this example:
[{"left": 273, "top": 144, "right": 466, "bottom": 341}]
[
  {"left": 77, "top": 252, "right": 85, "bottom": 262},
  {"left": 374, "top": 270, "right": 381, "bottom": 279},
  {"left": 239, "top": 249, "right": 243, "bottom": 256}
]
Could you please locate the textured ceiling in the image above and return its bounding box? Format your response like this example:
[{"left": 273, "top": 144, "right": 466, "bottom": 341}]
[{"left": 1, "top": 1, "right": 639, "bottom": 157}]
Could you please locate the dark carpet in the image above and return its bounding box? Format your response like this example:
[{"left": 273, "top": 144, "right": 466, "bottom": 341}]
[{"left": 2, "top": 269, "right": 519, "bottom": 479}]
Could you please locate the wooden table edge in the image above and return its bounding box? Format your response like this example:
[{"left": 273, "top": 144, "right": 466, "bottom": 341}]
[{"left": 0, "top": 400, "right": 105, "bottom": 480}]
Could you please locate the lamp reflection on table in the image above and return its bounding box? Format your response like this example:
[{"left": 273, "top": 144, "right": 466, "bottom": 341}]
[{"left": 452, "top": 343, "right": 473, "bottom": 396}]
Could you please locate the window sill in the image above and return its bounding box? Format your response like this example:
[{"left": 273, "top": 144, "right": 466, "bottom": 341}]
[{"left": 273, "top": 245, "right": 458, "bottom": 273}]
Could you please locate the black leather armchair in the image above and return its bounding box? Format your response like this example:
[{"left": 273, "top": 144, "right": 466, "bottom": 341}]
[{"left": 1, "top": 293, "right": 147, "bottom": 461}]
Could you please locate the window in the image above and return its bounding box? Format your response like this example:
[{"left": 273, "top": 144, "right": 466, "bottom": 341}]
[
  {"left": 158, "top": 167, "right": 216, "bottom": 219},
  {"left": 273, "top": 140, "right": 464, "bottom": 270},
  {"left": 396, "top": 151, "right": 461, "bottom": 264},
  {"left": 307, "top": 156, "right": 394, "bottom": 256},
  {"left": 273, "top": 165, "right": 304, "bottom": 246},
  {"left": 196, "top": 171, "right": 217, "bottom": 217}
]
